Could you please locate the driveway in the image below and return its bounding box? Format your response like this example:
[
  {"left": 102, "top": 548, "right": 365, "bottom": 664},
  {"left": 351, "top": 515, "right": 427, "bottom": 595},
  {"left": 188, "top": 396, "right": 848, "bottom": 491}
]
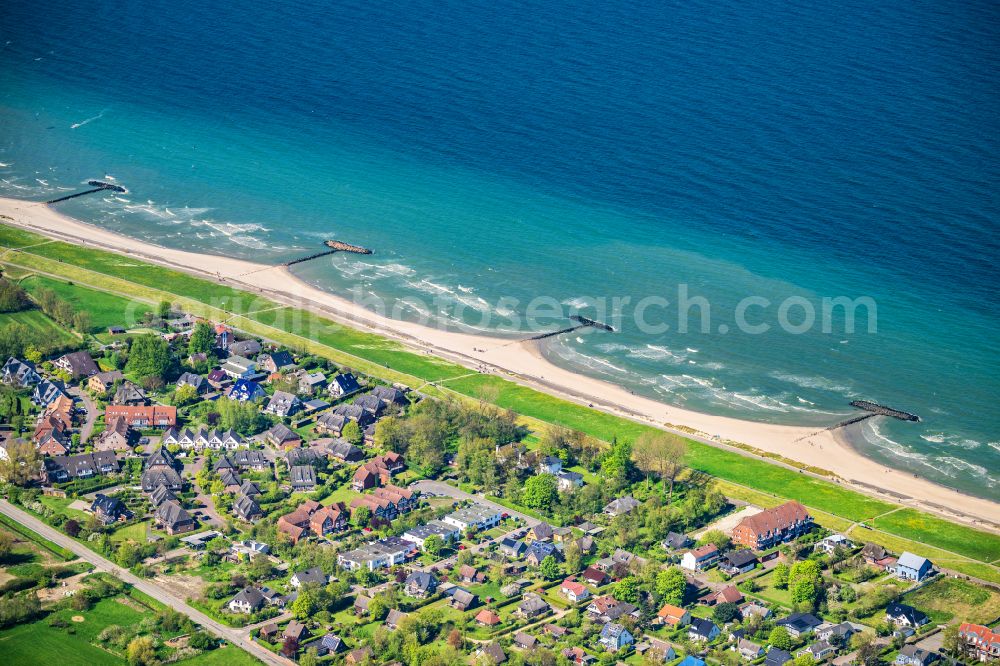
[
  {"left": 68, "top": 386, "right": 97, "bottom": 444},
  {"left": 0, "top": 500, "right": 293, "bottom": 666}
]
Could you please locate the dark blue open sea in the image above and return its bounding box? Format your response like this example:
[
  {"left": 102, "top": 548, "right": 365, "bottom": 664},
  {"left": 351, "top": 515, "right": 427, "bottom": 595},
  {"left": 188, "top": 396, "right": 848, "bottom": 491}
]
[{"left": 2, "top": 0, "right": 998, "bottom": 498}]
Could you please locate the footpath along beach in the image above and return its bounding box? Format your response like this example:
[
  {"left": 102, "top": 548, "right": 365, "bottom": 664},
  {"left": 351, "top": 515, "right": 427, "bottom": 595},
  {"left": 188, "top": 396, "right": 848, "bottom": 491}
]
[{"left": 2, "top": 195, "right": 997, "bottom": 528}]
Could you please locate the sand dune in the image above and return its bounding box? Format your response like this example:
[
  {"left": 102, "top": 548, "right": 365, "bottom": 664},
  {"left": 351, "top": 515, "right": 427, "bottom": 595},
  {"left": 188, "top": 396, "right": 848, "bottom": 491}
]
[{"left": 2, "top": 195, "right": 996, "bottom": 529}]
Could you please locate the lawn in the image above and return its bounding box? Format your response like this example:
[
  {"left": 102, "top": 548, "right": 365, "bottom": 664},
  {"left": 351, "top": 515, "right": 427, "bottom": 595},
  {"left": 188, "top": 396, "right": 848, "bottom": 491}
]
[
  {"left": 109, "top": 520, "right": 150, "bottom": 543},
  {"left": 872, "top": 509, "right": 1000, "bottom": 563},
  {"left": 0, "top": 596, "right": 146, "bottom": 665},
  {"left": 21, "top": 274, "right": 153, "bottom": 332},
  {"left": 745, "top": 569, "right": 793, "bottom": 609},
  {"left": 4, "top": 220, "right": 999, "bottom": 572},
  {"left": 0, "top": 309, "right": 77, "bottom": 347},
  {"left": 904, "top": 577, "right": 1000, "bottom": 625},
  {"left": 176, "top": 646, "right": 263, "bottom": 666}
]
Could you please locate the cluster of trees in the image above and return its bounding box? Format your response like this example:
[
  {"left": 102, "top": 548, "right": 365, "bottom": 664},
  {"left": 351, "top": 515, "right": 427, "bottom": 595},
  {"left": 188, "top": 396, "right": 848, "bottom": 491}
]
[
  {"left": 772, "top": 559, "right": 824, "bottom": 607},
  {"left": 125, "top": 334, "right": 174, "bottom": 387},
  {"left": 376, "top": 398, "right": 525, "bottom": 476},
  {"left": 0, "top": 277, "right": 30, "bottom": 313},
  {"left": 33, "top": 285, "right": 92, "bottom": 333}
]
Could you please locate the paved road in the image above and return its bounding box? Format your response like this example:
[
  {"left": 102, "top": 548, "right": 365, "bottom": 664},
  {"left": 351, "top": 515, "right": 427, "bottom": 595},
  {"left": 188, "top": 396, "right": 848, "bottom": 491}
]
[
  {"left": 0, "top": 500, "right": 289, "bottom": 666},
  {"left": 68, "top": 386, "right": 97, "bottom": 444}
]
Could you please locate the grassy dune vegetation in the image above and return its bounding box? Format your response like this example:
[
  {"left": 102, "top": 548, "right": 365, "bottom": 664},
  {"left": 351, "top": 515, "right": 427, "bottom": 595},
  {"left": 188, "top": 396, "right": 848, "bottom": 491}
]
[
  {"left": 2, "top": 222, "right": 998, "bottom": 582},
  {"left": 21, "top": 275, "right": 153, "bottom": 332}
]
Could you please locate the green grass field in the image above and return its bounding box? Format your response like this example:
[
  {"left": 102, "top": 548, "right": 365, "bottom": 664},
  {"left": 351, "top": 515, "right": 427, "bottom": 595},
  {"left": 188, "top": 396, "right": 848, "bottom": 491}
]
[
  {"left": 904, "top": 577, "right": 1000, "bottom": 625},
  {"left": 2, "top": 221, "right": 998, "bottom": 575},
  {"left": 0, "top": 309, "right": 78, "bottom": 347},
  {"left": 174, "top": 646, "right": 263, "bottom": 666},
  {"left": 21, "top": 274, "right": 153, "bottom": 332},
  {"left": 109, "top": 521, "right": 150, "bottom": 543},
  {"left": 872, "top": 509, "right": 1000, "bottom": 563}
]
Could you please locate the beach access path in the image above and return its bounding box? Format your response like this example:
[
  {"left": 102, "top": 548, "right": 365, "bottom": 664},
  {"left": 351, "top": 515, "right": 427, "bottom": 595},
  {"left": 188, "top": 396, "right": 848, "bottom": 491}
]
[{"left": 0, "top": 499, "right": 288, "bottom": 666}]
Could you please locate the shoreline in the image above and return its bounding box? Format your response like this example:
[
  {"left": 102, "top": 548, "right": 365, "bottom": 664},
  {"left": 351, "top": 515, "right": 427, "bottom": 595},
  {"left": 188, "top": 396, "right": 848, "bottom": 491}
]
[{"left": 2, "top": 195, "right": 997, "bottom": 528}]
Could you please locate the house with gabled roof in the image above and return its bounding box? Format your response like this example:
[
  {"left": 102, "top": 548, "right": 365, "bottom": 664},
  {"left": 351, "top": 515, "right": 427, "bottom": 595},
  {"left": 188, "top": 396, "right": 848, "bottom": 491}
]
[
  {"left": 599, "top": 623, "right": 634, "bottom": 652},
  {"left": 228, "top": 586, "right": 267, "bottom": 614},
  {"left": 478, "top": 643, "right": 507, "bottom": 665},
  {"left": 329, "top": 373, "right": 362, "bottom": 398},
  {"left": 258, "top": 351, "right": 294, "bottom": 374},
  {"left": 681, "top": 544, "right": 719, "bottom": 571},
  {"left": 54, "top": 351, "right": 99, "bottom": 378},
  {"left": 561, "top": 578, "right": 591, "bottom": 603},
  {"left": 90, "top": 493, "right": 129, "bottom": 525},
  {"left": 656, "top": 603, "right": 691, "bottom": 627},
  {"left": 88, "top": 370, "right": 123, "bottom": 394},
  {"left": 603, "top": 495, "right": 640, "bottom": 516},
  {"left": 155, "top": 500, "right": 195, "bottom": 535},
  {"left": 731, "top": 501, "right": 812, "bottom": 549},
  {"left": 895, "top": 552, "right": 932, "bottom": 581},
  {"left": 265, "top": 423, "right": 301, "bottom": 450},
  {"left": 112, "top": 381, "right": 148, "bottom": 406},
  {"left": 2, "top": 357, "right": 40, "bottom": 387},
  {"left": 32, "top": 379, "right": 68, "bottom": 406},
  {"left": 176, "top": 372, "right": 207, "bottom": 394},
  {"left": 228, "top": 378, "right": 264, "bottom": 402},
  {"left": 264, "top": 390, "right": 301, "bottom": 418},
  {"left": 233, "top": 494, "right": 263, "bottom": 522}
]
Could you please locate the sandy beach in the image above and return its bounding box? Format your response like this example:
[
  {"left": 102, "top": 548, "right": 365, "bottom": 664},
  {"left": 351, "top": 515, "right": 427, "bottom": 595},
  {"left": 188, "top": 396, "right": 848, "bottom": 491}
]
[{"left": 2, "top": 195, "right": 997, "bottom": 528}]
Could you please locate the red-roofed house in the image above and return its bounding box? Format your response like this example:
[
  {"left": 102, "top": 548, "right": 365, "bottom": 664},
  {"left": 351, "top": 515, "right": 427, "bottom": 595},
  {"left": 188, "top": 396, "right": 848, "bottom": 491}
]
[
  {"left": 104, "top": 405, "right": 177, "bottom": 429},
  {"left": 731, "top": 501, "right": 812, "bottom": 549},
  {"left": 560, "top": 578, "right": 591, "bottom": 603},
  {"left": 656, "top": 603, "right": 691, "bottom": 626}
]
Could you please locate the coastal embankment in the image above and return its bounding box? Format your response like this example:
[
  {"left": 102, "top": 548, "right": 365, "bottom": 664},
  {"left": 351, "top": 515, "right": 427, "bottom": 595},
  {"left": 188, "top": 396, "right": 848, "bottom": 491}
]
[{"left": 1, "top": 195, "right": 997, "bottom": 529}]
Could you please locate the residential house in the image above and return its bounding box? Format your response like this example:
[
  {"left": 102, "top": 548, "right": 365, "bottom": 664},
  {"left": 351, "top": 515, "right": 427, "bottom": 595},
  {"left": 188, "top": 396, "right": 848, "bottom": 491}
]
[
  {"left": 895, "top": 646, "right": 939, "bottom": 666},
  {"left": 499, "top": 537, "right": 527, "bottom": 559},
  {"left": 764, "top": 648, "right": 793, "bottom": 666},
  {"left": 328, "top": 373, "right": 362, "bottom": 398},
  {"left": 233, "top": 494, "right": 263, "bottom": 522},
  {"left": 370, "top": 385, "right": 408, "bottom": 408},
  {"left": 283, "top": 620, "right": 308, "bottom": 644},
  {"left": 677, "top": 658, "right": 706, "bottom": 666},
  {"left": 959, "top": 623, "right": 1000, "bottom": 662},
  {"left": 731, "top": 501, "right": 812, "bottom": 550},
  {"left": 516, "top": 594, "right": 550, "bottom": 619},
  {"left": 475, "top": 609, "right": 502, "bottom": 626},
  {"left": 800, "top": 641, "right": 836, "bottom": 661},
  {"left": 90, "top": 493, "right": 128, "bottom": 525},
  {"left": 719, "top": 549, "right": 758, "bottom": 576},
  {"left": 112, "top": 382, "right": 148, "bottom": 406},
  {"left": 711, "top": 585, "right": 744, "bottom": 606},
  {"left": 513, "top": 632, "right": 537, "bottom": 651},
  {"left": 776, "top": 612, "right": 823, "bottom": 638},
  {"left": 656, "top": 603, "right": 691, "bottom": 627},
  {"left": 895, "top": 552, "right": 932, "bottom": 582},
  {"left": 405, "top": 571, "right": 437, "bottom": 598},
  {"left": 317, "top": 634, "right": 346, "bottom": 656},
  {"left": 176, "top": 372, "right": 208, "bottom": 394},
  {"left": 478, "top": 643, "right": 507, "bottom": 665},
  {"left": 596, "top": 548, "right": 644, "bottom": 574},
  {"left": 264, "top": 390, "right": 300, "bottom": 418},
  {"left": 32, "top": 379, "right": 68, "bottom": 406},
  {"left": 314, "top": 412, "right": 349, "bottom": 437},
  {"left": 688, "top": 618, "right": 720, "bottom": 643},
  {"left": 816, "top": 621, "right": 862, "bottom": 644},
  {"left": 309, "top": 504, "right": 347, "bottom": 536},
  {"left": 815, "top": 533, "right": 853, "bottom": 554},
  {"left": 155, "top": 500, "right": 195, "bottom": 535},
  {"left": 221, "top": 355, "right": 257, "bottom": 379},
  {"left": 599, "top": 623, "right": 634, "bottom": 652},
  {"left": 290, "top": 567, "right": 328, "bottom": 588},
  {"left": 232, "top": 449, "right": 269, "bottom": 471},
  {"left": 88, "top": 370, "right": 123, "bottom": 394},
  {"left": 354, "top": 596, "right": 371, "bottom": 616},
  {"left": 228, "top": 378, "right": 265, "bottom": 402},
  {"left": 450, "top": 588, "right": 477, "bottom": 611},
  {"left": 555, "top": 470, "right": 584, "bottom": 491},
  {"left": 401, "top": 520, "right": 460, "bottom": 548},
  {"left": 740, "top": 601, "right": 771, "bottom": 620},
  {"left": 603, "top": 495, "right": 640, "bottom": 516},
  {"left": 528, "top": 522, "right": 554, "bottom": 542},
  {"left": 525, "top": 541, "right": 560, "bottom": 567},
  {"left": 54, "top": 351, "right": 99, "bottom": 378},
  {"left": 586, "top": 596, "right": 640, "bottom": 624},
  {"left": 43, "top": 451, "right": 119, "bottom": 483},
  {"left": 345, "top": 648, "right": 371, "bottom": 666},
  {"left": 149, "top": 485, "right": 177, "bottom": 508},
  {"left": 141, "top": 447, "right": 182, "bottom": 492},
  {"left": 257, "top": 351, "right": 294, "bottom": 374},
  {"left": 737, "top": 639, "right": 765, "bottom": 661},
  {"left": 265, "top": 423, "right": 301, "bottom": 449},
  {"left": 229, "top": 340, "right": 262, "bottom": 358},
  {"left": 228, "top": 587, "right": 267, "bottom": 614},
  {"left": 104, "top": 405, "right": 177, "bottom": 428},
  {"left": 386, "top": 609, "right": 407, "bottom": 630},
  {"left": 582, "top": 566, "right": 608, "bottom": 586},
  {"left": 562, "top": 647, "right": 597, "bottom": 666},
  {"left": 296, "top": 371, "right": 326, "bottom": 395},
  {"left": 219, "top": 468, "right": 242, "bottom": 493},
  {"left": 538, "top": 455, "right": 563, "bottom": 475},
  {"left": 319, "top": 438, "right": 364, "bottom": 462},
  {"left": 276, "top": 500, "right": 324, "bottom": 543},
  {"left": 353, "top": 394, "right": 384, "bottom": 417},
  {"left": 289, "top": 465, "right": 317, "bottom": 490},
  {"left": 332, "top": 403, "right": 375, "bottom": 428},
  {"left": 560, "top": 578, "right": 591, "bottom": 603},
  {"left": 95, "top": 417, "right": 137, "bottom": 452},
  {"left": 337, "top": 536, "right": 415, "bottom": 571},
  {"left": 885, "top": 602, "right": 928, "bottom": 629},
  {"left": 2, "top": 357, "right": 40, "bottom": 387},
  {"left": 680, "top": 544, "right": 719, "bottom": 571},
  {"left": 661, "top": 532, "right": 693, "bottom": 552}
]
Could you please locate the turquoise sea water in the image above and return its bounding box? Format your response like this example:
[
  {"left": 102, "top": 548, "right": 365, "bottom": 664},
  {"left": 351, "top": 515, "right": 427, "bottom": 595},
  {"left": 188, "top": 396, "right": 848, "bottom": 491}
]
[{"left": 1, "top": 0, "right": 998, "bottom": 499}]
